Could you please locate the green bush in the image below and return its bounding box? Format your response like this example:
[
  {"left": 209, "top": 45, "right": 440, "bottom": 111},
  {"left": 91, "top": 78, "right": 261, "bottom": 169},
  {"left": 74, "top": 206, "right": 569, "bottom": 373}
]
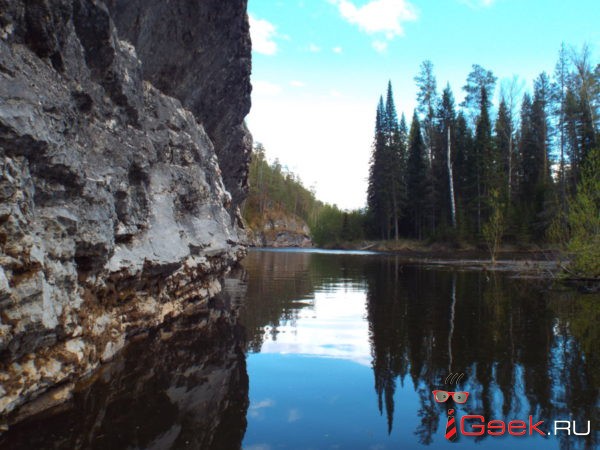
[{"left": 567, "top": 147, "right": 600, "bottom": 278}]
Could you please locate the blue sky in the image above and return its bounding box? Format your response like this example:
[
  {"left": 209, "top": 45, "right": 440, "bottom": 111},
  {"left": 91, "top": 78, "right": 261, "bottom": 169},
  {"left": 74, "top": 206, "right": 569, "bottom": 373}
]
[{"left": 247, "top": 0, "right": 600, "bottom": 210}]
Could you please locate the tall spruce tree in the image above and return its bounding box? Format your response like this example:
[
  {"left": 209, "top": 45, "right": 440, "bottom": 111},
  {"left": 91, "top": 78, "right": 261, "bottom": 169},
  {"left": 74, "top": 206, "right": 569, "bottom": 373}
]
[
  {"left": 367, "top": 83, "right": 406, "bottom": 239},
  {"left": 462, "top": 66, "right": 497, "bottom": 233},
  {"left": 517, "top": 92, "right": 537, "bottom": 236},
  {"left": 368, "top": 97, "right": 388, "bottom": 238},
  {"left": 399, "top": 113, "right": 409, "bottom": 153},
  {"left": 398, "top": 113, "right": 409, "bottom": 234},
  {"left": 406, "top": 111, "right": 427, "bottom": 239},
  {"left": 473, "top": 86, "right": 495, "bottom": 233},
  {"left": 528, "top": 73, "right": 554, "bottom": 234},
  {"left": 384, "top": 81, "right": 405, "bottom": 240},
  {"left": 495, "top": 98, "right": 512, "bottom": 203}
]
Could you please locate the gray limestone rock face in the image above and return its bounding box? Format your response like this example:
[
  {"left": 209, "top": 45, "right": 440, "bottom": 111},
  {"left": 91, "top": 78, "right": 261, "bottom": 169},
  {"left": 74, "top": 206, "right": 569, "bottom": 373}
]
[
  {"left": 0, "top": 0, "right": 250, "bottom": 420},
  {"left": 107, "top": 0, "right": 253, "bottom": 209}
]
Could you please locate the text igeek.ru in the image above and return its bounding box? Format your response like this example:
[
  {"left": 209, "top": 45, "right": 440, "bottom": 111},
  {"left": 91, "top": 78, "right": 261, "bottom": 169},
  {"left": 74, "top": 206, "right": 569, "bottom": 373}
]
[{"left": 460, "top": 415, "right": 592, "bottom": 436}]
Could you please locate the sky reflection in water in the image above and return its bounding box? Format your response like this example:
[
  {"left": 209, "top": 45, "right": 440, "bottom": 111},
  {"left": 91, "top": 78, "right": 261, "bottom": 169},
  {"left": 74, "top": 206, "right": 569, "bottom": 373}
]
[{"left": 258, "top": 287, "right": 371, "bottom": 366}]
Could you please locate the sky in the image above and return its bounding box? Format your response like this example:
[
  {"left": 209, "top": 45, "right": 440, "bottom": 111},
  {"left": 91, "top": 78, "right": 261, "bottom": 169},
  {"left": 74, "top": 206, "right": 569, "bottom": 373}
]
[{"left": 246, "top": 0, "right": 600, "bottom": 210}]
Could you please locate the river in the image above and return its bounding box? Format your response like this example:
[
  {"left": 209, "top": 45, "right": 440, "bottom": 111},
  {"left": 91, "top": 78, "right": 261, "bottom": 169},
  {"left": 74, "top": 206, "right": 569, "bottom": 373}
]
[{"left": 2, "top": 249, "right": 598, "bottom": 449}]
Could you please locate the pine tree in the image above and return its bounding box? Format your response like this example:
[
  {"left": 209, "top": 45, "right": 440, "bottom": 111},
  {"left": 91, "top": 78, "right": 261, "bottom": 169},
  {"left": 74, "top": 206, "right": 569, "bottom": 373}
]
[
  {"left": 462, "top": 64, "right": 497, "bottom": 125},
  {"left": 415, "top": 61, "right": 439, "bottom": 234},
  {"left": 415, "top": 60, "right": 438, "bottom": 163}
]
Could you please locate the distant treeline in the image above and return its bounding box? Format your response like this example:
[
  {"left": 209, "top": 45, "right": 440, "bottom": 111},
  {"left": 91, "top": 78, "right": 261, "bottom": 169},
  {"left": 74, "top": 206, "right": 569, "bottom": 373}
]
[{"left": 242, "top": 144, "right": 365, "bottom": 246}]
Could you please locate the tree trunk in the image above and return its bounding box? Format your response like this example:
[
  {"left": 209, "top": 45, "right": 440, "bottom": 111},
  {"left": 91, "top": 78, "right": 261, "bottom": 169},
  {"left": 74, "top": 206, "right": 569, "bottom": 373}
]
[
  {"left": 392, "top": 189, "right": 399, "bottom": 241},
  {"left": 508, "top": 134, "right": 512, "bottom": 202},
  {"left": 448, "top": 273, "right": 456, "bottom": 373},
  {"left": 477, "top": 171, "right": 481, "bottom": 233},
  {"left": 447, "top": 127, "right": 457, "bottom": 228}
]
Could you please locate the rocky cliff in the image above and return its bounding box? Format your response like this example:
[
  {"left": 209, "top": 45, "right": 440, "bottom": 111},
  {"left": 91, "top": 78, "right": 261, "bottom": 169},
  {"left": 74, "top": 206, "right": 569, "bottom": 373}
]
[
  {"left": 0, "top": 0, "right": 251, "bottom": 419},
  {"left": 247, "top": 213, "right": 313, "bottom": 248},
  {"left": 107, "top": 0, "right": 252, "bottom": 209}
]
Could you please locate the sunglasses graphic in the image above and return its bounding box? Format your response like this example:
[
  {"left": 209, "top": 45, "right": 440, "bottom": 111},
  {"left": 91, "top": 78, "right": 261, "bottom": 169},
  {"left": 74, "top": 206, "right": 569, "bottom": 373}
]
[{"left": 432, "top": 390, "right": 470, "bottom": 404}]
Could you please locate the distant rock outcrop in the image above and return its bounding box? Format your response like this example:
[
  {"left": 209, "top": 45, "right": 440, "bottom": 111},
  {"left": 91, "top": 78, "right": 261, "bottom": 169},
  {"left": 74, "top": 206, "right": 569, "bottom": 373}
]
[
  {"left": 247, "top": 213, "right": 313, "bottom": 248},
  {"left": 0, "top": 0, "right": 251, "bottom": 419}
]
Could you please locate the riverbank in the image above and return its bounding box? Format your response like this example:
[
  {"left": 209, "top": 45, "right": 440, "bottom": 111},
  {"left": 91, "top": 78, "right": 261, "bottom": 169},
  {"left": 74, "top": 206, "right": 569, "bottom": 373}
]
[
  {"left": 293, "top": 240, "right": 570, "bottom": 278},
  {"left": 252, "top": 244, "right": 600, "bottom": 291}
]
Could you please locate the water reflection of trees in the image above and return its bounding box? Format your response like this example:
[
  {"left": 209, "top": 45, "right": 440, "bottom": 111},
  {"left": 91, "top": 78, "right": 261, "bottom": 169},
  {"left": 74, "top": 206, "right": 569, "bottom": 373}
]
[
  {"left": 235, "top": 250, "right": 598, "bottom": 449},
  {"left": 366, "top": 258, "right": 599, "bottom": 449}
]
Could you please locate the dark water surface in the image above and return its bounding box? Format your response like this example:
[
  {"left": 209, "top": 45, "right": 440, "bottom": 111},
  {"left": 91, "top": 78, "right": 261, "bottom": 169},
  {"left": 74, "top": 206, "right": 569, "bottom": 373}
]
[{"left": 2, "top": 249, "right": 598, "bottom": 449}]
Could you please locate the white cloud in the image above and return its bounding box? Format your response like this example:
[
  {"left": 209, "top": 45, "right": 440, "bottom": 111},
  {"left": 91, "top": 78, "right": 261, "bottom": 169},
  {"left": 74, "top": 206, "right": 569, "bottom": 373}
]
[
  {"left": 290, "top": 80, "right": 306, "bottom": 88},
  {"left": 331, "top": 0, "right": 418, "bottom": 39},
  {"left": 308, "top": 43, "right": 321, "bottom": 53},
  {"left": 372, "top": 40, "right": 388, "bottom": 53},
  {"left": 249, "top": 15, "right": 278, "bottom": 55},
  {"left": 332, "top": 46, "right": 343, "bottom": 54},
  {"left": 248, "top": 398, "right": 275, "bottom": 419},
  {"left": 251, "top": 399, "right": 275, "bottom": 410},
  {"left": 253, "top": 80, "right": 283, "bottom": 96}
]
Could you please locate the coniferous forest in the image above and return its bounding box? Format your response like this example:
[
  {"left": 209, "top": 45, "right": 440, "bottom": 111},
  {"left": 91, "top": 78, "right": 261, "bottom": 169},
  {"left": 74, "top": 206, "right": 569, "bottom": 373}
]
[
  {"left": 367, "top": 44, "right": 599, "bottom": 274},
  {"left": 243, "top": 43, "right": 598, "bottom": 277}
]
